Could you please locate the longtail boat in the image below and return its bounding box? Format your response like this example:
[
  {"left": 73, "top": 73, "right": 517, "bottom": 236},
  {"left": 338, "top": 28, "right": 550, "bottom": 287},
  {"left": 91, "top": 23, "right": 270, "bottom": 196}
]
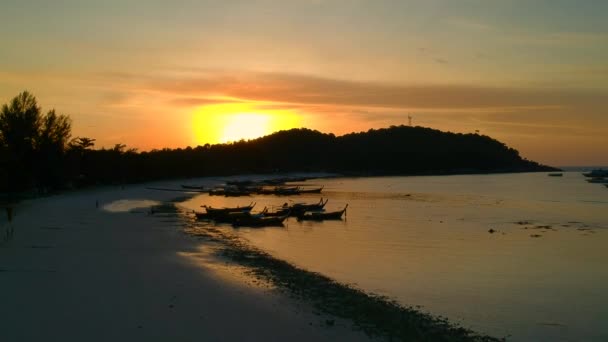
[
  {"left": 583, "top": 169, "right": 608, "bottom": 177},
  {"left": 208, "top": 188, "right": 226, "bottom": 196},
  {"left": 181, "top": 185, "right": 205, "bottom": 190},
  {"left": 232, "top": 213, "right": 289, "bottom": 227},
  {"left": 255, "top": 187, "right": 274, "bottom": 195},
  {"left": 298, "top": 186, "right": 324, "bottom": 194},
  {"left": 195, "top": 206, "right": 265, "bottom": 221},
  {"left": 290, "top": 198, "right": 328, "bottom": 215},
  {"left": 223, "top": 189, "right": 253, "bottom": 197},
  {"left": 201, "top": 202, "right": 256, "bottom": 215},
  {"left": 297, "top": 205, "right": 348, "bottom": 221},
  {"left": 274, "top": 186, "right": 301, "bottom": 195},
  {"left": 194, "top": 211, "right": 212, "bottom": 220},
  {"left": 262, "top": 207, "right": 291, "bottom": 217}
]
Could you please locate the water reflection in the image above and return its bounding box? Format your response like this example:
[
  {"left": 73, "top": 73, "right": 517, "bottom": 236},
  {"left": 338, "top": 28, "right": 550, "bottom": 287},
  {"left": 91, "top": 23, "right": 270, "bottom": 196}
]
[{"left": 180, "top": 172, "right": 608, "bottom": 341}]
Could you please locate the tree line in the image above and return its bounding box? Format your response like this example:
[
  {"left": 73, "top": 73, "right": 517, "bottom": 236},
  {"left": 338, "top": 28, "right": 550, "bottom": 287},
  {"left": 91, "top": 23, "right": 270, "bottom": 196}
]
[{"left": 0, "top": 91, "right": 554, "bottom": 193}]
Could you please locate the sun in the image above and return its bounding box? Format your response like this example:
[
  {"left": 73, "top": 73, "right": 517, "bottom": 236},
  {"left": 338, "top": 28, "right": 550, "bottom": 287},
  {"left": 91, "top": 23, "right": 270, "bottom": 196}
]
[
  {"left": 192, "top": 103, "right": 301, "bottom": 145},
  {"left": 221, "top": 113, "right": 271, "bottom": 143}
]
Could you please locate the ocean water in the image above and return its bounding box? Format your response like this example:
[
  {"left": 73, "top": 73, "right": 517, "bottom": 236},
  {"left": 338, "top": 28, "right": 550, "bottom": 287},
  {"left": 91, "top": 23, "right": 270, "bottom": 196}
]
[{"left": 180, "top": 172, "right": 608, "bottom": 341}]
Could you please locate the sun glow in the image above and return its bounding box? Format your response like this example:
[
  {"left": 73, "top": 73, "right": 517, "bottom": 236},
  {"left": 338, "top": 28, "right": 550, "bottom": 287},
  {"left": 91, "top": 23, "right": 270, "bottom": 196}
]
[
  {"left": 221, "top": 113, "right": 271, "bottom": 143},
  {"left": 192, "top": 103, "right": 301, "bottom": 145}
]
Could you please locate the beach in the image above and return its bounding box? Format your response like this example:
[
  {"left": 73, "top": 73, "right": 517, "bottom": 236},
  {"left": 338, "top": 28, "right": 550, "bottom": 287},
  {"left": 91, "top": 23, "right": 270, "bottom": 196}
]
[
  {"left": 3, "top": 172, "right": 606, "bottom": 341},
  {"left": 179, "top": 172, "right": 608, "bottom": 341},
  {"left": 0, "top": 177, "right": 370, "bottom": 342}
]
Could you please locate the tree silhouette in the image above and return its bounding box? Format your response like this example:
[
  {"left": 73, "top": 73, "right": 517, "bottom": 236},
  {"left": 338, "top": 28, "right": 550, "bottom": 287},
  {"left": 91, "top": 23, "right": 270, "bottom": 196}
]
[
  {"left": 1, "top": 92, "right": 555, "bottom": 192},
  {"left": 36, "top": 109, "right": 72, "bottom": 189},
  {"left": 0, "top": 91, "right": 42, "bottom": 189},
  {"left": 69, "top": 137, "right": 96, "bottom": 151},
  {"left": 0, "top": 91, "right": 72, "bottom": 191}
]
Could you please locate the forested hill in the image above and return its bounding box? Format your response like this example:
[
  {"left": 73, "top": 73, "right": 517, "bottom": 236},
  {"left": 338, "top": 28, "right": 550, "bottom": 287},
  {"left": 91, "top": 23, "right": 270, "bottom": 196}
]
[
  {"left": 238, "top": 126, "right": 554, "bottom": 175},
  {"left": 0, "top": 92, "right": 556, "bottom": 192},
  {"left": 205, "top": 126, "right": 554, "bottom": 175},
  {"left": 79, "top": 126, "right": 554, "bottom": 186}
]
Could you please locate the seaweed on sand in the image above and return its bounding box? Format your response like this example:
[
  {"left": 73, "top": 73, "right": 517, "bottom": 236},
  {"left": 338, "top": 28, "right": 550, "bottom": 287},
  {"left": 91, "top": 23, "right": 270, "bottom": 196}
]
[{"left": 183, "top": 222, "right": 502, "bottom": 342}]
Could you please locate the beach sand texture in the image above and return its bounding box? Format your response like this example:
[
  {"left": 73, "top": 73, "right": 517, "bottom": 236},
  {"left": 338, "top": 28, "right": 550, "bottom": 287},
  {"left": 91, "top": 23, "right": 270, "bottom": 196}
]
[{"left": 0, "top": 181, "right": 369, "bottom": 342}]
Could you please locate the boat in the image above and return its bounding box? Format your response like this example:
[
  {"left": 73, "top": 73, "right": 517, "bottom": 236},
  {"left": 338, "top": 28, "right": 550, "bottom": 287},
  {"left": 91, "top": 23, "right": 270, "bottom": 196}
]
[
  {"left": 225, "top": 180, "right": 256, "bottom": 187},
  {"left": 582, "top": 169, "right": 608, "bottom": 177},
  {"left": 605, "top": 184, "right": 608, "bottom": 188},
  {"left": 194, "top": 211, "right": 213, "bottom": 220},
  {"left": 255, "top": 187, "right": 275, "bottom": 195},
  {"left": 201, "top": 202, "right": 256, "bottom": 215},
  {"left": 223, "top": 188, "right": 252, "bottom": 197},
  {"left": 232, "top": 213, "right": 290, "bottom": 227},
  {"left": 215, "top": 210, "right": 266, "bottom": 223},
  {"left": 260, "top": 207, "right": 290, "bottom": 217},
  {"left": 273, "top": 186, "right": 301, "bottom": 196},
  {"left": 289, "top": 198, "right": 329, "bottom": 216},
  {"left": 208, "top": 188, "right": 226, "bottom": 196},
  {"left": 586, "top": 178, "right": 608, "bottom": 184},
  {"left": 195, "top": 207, "right": 266, "bottom": 222},
  {"left": 298, "top": 186, "right": 324, "bottom": 194},
  {"left": 181, "top": 184, "right": 206, "bottom": 190},
  {"left": 297, "top": 205, "right": 348, "bottom": 221},
  {"left": 548, "top": 173, "right": 563, "bottom": 177},
  {"left": 208, "top": 186, "right": 254, "bottom": 197}
]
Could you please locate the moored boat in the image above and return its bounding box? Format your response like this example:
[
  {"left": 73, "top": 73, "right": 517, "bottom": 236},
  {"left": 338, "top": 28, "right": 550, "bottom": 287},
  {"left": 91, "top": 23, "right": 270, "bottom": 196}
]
[
  {"left": 261, "top": 207, "right": 291, "bottom": 217},
  {"left": 181, "top": 184, "right": 206, "bottom": 190},
  {"left": 232, "top": 213, "right": 290, "bottom": 227},
  {"left": 298, "top": 186, "right": 324, "bottom": 194},
  {"left": 274, "top": 186, "right": 301, "bottom": 195},
  {"left": 586, "top": 178, "right": 608, "bottom": 184},
  {"left": 194, "top": 211, "right": 212, "bottom": 220},
  {"left": 195, "top": 206, "right": 266, "bottom": 222},
  {"left": 225, "top": 180, "right": 256, "bottom": 187},
  {"left": 208, "top": 187, "right": 226, "bottom": 196},
  {"left": 224, "top": 189, "right": 253, "bottom": 197},
  {"left": 290, "top": 198, "right": 329, "bottom": 215},
  {"left": 582, "top": 169, "right": 608, "bottom": 178},
  {"left": 548, "top": 173, "right": 563, "bottom": 177},
  {"left": 201, "top": 202, "right": 256, "bottom": 215},
  {"left": 297, "top": 205, "right": 348, "bottom": 221}
]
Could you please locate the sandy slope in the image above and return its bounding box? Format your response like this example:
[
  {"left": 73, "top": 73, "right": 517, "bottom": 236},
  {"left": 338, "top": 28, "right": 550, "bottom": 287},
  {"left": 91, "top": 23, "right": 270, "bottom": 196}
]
[{"left": 0, "top": 179, "right": 369, "bottom": 342}]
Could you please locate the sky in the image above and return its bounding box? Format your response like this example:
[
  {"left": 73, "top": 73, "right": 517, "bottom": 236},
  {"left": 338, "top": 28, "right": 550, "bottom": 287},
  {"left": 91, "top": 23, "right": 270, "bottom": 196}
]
[{"left": 0, "top": 0, "right": 606, "bottom": 166}]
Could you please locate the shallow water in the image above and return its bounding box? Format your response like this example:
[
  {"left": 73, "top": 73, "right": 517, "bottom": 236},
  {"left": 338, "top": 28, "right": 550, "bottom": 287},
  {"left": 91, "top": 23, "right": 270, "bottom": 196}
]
[{"left": 180, "top": 172, "right": 608, "bottom": 341}]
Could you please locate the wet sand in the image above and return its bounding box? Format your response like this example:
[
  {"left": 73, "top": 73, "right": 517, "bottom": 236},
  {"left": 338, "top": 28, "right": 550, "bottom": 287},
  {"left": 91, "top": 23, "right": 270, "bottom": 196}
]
[{"left": 0, "top": 178, "right": 369, "bottom": 341}]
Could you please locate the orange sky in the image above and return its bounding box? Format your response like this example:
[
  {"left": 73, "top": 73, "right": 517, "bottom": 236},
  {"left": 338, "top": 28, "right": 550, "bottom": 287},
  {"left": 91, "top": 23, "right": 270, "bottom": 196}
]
[{"left": 1, "top": 1, "right": 607, "bottom": 166}]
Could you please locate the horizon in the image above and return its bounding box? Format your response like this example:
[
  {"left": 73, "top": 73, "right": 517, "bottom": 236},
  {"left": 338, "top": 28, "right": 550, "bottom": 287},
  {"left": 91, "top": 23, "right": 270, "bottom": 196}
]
[{"left": 1, "top": 0, "right": 607, "bottom": 166}]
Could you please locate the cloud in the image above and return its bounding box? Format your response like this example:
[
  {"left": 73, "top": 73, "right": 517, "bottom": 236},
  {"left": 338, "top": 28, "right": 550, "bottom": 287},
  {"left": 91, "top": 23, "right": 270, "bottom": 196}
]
[
  {"left": 169, "top": 97, "right": 244, "bottom": 107},
  {"left": 143, "top": 71, "right": 607, "bottom": 112}
]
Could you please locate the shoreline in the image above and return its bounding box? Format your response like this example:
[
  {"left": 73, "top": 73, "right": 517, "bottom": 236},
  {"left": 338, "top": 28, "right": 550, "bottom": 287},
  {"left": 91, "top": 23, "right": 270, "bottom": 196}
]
[
  {"left": 1, "top": 172, "right": 513, "bottom": 341},
  {"left": 180, "top": 221, "right": 502, "bottom": 342},
  {"left": 0, "top": 174, "right": 370, "bottom": 342}
]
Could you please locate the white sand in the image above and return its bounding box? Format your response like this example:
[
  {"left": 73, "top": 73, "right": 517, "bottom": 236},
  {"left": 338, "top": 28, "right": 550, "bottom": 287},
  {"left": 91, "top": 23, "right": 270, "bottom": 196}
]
[{"left": 0, "top": 176, "right": 369, "bottom": 341}]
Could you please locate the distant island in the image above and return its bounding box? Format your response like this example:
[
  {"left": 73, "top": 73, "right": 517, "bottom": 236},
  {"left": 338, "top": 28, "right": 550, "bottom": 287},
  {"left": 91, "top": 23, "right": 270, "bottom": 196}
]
[{"left": 0, "top": 91, "right": 556, "bottom": 193}]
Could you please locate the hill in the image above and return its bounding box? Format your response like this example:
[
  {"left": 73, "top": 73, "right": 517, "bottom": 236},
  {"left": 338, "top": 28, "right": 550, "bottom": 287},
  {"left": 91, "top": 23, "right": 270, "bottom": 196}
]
[{"left": 79, "top": 125, "right": 555, "bottom": 185}]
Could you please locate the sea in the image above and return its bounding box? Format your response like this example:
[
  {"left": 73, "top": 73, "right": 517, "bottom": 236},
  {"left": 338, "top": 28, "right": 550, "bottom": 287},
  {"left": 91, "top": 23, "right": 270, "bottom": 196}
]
[{"left": 179, "top": 172, "right": 608, "bottom": 341}]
